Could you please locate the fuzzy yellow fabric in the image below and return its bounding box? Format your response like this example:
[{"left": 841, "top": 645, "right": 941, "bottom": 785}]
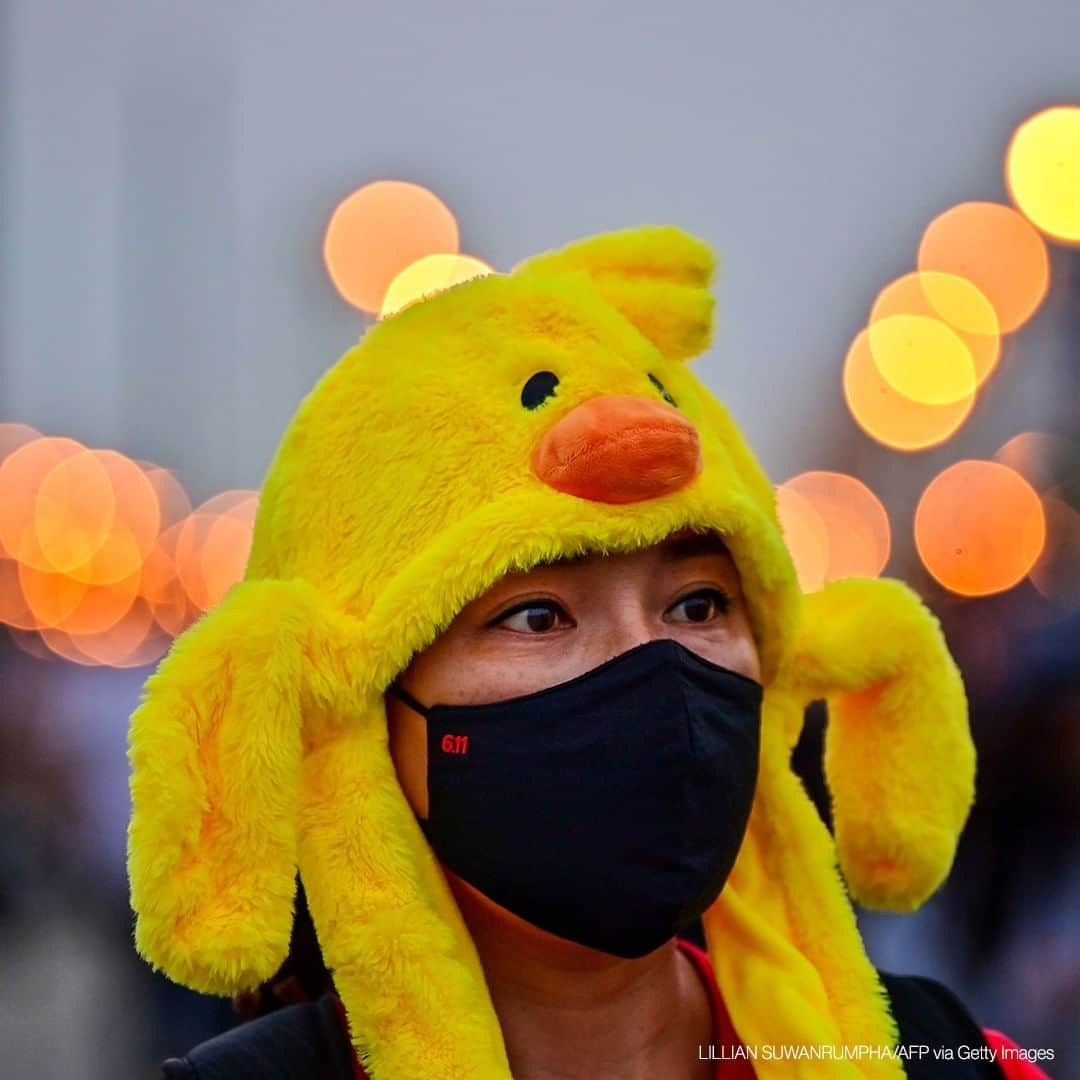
[
  {"left": 704, "top": 578, "right": 972, "bottom": 1079},
  {"left": 127, "top": 225, "right": 974, "bottom": 1079}
]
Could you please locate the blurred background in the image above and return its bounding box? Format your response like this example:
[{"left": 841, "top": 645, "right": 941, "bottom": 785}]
[{"left": 1, "top": 2, "right": 1077, "bottom": 1076}]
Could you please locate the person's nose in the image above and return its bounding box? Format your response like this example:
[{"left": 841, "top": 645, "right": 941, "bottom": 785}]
[{"left": 592, "top": 600, "right": 662, "bottom": 664}]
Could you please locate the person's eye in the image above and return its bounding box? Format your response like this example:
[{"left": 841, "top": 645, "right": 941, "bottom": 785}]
[
  {"left": 491, "top": 600, "right": 571, "bottom": 634},
  {"left": 666, "top": 588, "right": 731, "bottom": 624}
]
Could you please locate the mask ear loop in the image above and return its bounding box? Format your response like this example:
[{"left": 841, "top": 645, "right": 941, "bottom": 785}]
[{"left": 386, "top": 681, "right": 430, "bottom": 718}]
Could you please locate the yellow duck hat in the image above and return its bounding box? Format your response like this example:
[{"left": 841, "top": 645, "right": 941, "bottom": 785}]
[{"left": 128, "top": 225, "right": 974, "bottom": 1079}]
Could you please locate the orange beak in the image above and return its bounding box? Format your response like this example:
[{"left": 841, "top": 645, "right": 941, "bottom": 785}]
[{"left": 531, "top": 395, "right": 702, "bottom": 504}]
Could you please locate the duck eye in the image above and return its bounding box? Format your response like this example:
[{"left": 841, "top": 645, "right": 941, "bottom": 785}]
[
  {"left": 648, "top": 373, "right": 677, "bottom": 407},
  {"left": 521, "top": 371, "right": 560, "bottom": 410}
]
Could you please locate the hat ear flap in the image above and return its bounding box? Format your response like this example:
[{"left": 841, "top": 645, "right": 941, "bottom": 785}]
[
  {"left": 127, "top": 577, "right": 358, "bottom": 995},
  {"left": 514, "top": 224, "right": 716, "bottom": 361},
  {"left": 791, "top": 577, "right": 974, "bottom": 912}
]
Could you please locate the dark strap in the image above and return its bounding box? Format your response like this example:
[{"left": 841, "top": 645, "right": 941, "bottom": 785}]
[
  {"left": 882, "top": 971, "right": 1003, "bottom": 1078},
  {"left": 384, "top": 681, "right": 429, "bottom": 717},
  {"left": 160, "top": 996, "right": 354, "bottom": 1080}
]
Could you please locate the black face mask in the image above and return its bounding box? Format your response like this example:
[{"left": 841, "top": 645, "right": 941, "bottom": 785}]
[{"left": 386, "top": 638, "right": 762, "bottom": 959}]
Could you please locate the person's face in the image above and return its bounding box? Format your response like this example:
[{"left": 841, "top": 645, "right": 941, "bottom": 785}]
[{"left": 386, "top": 528, "right": 760, "bottom": 820}]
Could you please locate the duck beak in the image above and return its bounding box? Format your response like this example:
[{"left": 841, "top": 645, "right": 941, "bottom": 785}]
[{"left": 531, "top": 394, "right": 702, "bottom": 504}]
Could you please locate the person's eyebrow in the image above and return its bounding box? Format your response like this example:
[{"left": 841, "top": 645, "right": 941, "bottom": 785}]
[
  {"left": 533, "top": 532, "right": 730, "bottom": 572},
  {"left": 660, "top": 532, "right": 731, "bottom": 561}
]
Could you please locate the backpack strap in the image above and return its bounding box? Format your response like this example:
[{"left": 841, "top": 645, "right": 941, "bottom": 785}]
[
  {"left": 881, "top": 971, "right": 1002, "bottom": 1079},
  {"left": 160, "top": 996, "right": 355, "bottom": 1080}
]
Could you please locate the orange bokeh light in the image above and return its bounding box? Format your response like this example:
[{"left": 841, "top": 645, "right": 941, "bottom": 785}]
[
  {"left": 781, "top": 471, "right": 891, "bottom": 582},
  {"left": 918, "top": 202, "right": 1050, "bottom": 334},
  {"left": 0, "top": 425, "right": 38, "bottom": 557},
  {"left": 843, "top": 328, "right": 975, "bottom": 451},
  {"left": 176, "top": 491, "right": 258, "bottom": 612},
  {"left": 142, "top": 464, "right": 193, "bottom": 530},
  {"left": 915, "top": 460, "right": 1046, "bottom": 597},
  {"left": 324, "top": 181, "right": 459, "bottom": 314},
  {"left": 0, "top": 436, "right": 83, "bottom": 567},
  {"left": 0, "top": 436, "right": 255, "bottom": 664},
  {"left": 19, "top": 559, "right": 141, "bottom": 636},
  {"left": 38, "top": 627, "right": 97, "bottom": 666},
  {"left": 72, "top": 596, "right": 160, "bottom": 667},
  {"left": 6, "top": 625, "right": 51, "bottom": 661},
  {"left": 870, "top": 272, "right": 1000, "bottom": 390},
  {"left": 0, "top": 423, "right": 39, "bottom": 466},
  {"left": 141, "top": 527, "right": 193, "bottom": 637},
  {"left": 33, "top": 448, "right": 116, "bottom": 573},
  {"left": 775, "top": 485, "right": 830, "bottom": 592},
  {"left": 0, "top": 557, "right": 40, "bottom": 629}
]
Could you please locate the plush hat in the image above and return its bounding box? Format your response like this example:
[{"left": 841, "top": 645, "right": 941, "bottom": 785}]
[{"left": 127, "top": 225, "right": 974, "bottom": 1079}]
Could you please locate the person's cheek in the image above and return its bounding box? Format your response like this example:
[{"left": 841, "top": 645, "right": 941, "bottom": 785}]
[{"left": 731, "top": 621, "right": 762, "bottom": 682}]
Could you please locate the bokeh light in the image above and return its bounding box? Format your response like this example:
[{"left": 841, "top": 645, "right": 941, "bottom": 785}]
[
  {"left": 775, "top": 485, "right": 830, "bottom": 592},
  {"left": 0, "top": 436, "right": 84, "bottom": 568},
  {"left": 71, "top": 596, "right": 170, "bottom": 668},
  {"left": 0, "top": 556, "right": 41, "bottom": 630},
  {"left": 918, "top": 202, "right": 1050, "bottom": 333},
  {"left": 323, "top": 180, "right": 460, "bottom": 313},
  {"left": 0, "top": 422, "right": 39, "bottom": 469},
  {"left": 0, "top": 434, "right": 214, "bottom": 665},
  {"left": 993, "top": 431, "right": 1073, "bottom": 493},
  {"left": 1028, "top": 494, "right": 1080, "bottom": 607},
  {"left": 779, "top": 471, "right": 891, "bottom": 584},
  {"left": 141, "top": 524, "right": 192, "bottom": 637},
  {"left": 142, "top": 464, "right": 193, "bottom": 529},
  {"left": 37, "top": 627, "right": 98, "bottom": 667},
  {"left": 915, "top": 460, "right": 1046, "bottom": 596},
  {"left": 6, "top": 624, "right": 51, "bottom": 661},
  {"left": 843, "top": 328, "right": 975, "bottom": 451},
  {"left": 870, "top": 272, "right": 1000, "bottom": 390},
  {"left": 175, "top": 491, "right": 259, "bottom": 612},
  {"left": 1006, "top": 105, "right": 1080, "bottom": 245},
  {"left": 866, "top": 314, "right": 977, "bottom": 406},
  {"left": 380, "top": 253, "right": 494, "bottom": 318}
]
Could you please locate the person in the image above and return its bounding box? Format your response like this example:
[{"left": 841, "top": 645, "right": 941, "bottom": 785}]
[{"left": 128, "top": 226, "right": 1052, "bottom": 1078}]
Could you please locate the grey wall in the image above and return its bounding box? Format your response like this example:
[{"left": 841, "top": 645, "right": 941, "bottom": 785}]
[{"left": 3, "top": 0, "right": 1077, "bottom": 504}]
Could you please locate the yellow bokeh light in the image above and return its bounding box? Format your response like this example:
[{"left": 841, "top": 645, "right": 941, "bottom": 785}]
[
  {"left": 867, "top": 314, "right": 977, "bottom": 406},
  {"left": 918, "top": 202, "right": 1049, "bottom": 334},
  {"left": 380, "top": 254, "right": 494, "bottom": 318},
  {"left": 870, "top": 272, "right": 1000, "bottom": 389},
  {"left": 1007, "top": 106, "right": 1080, "bottom": 245},
  {"left": 323, "top": 180, "right": 459, "bottom": 314},
  {"left": 915, "top": 460, "right": 1046, "bottom": 597},
  {"left": 843, "top": 328, "right": 975, "bottom": 451}
]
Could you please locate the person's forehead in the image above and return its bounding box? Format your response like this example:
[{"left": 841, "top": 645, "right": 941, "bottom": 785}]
[{"left": 542, "top": 529, "right": 731, "bottom": 571}]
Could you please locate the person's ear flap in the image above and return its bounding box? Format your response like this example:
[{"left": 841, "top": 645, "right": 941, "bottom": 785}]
[
  {"left": 127, "top": 577, "right": 359, "bottom": 994},
  {"left": 791, "top": 577, "right": 974, "bottom": 912},
  {"left": 514, "top": 225, "right": 716, "bottom": 361}
]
